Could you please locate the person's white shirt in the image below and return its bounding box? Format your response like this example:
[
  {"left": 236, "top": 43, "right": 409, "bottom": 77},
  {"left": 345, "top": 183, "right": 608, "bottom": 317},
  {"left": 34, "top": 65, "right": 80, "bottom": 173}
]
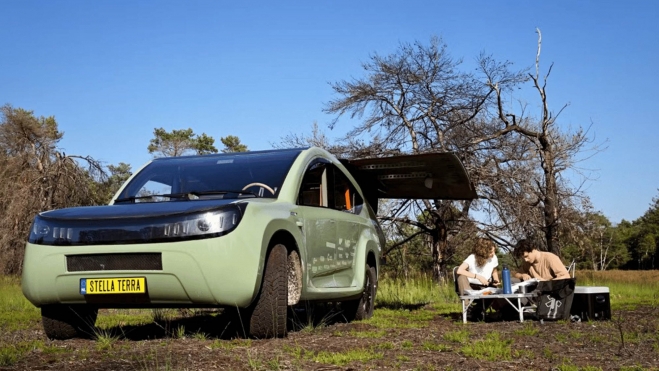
[{"left": 463, "top": 254, "right": 498, "bottom": 285}]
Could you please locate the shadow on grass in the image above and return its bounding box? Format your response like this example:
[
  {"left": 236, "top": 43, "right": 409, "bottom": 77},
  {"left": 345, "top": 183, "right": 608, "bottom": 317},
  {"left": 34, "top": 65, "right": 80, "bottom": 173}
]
[
  {"left": 95, "top": 310, "right": 241, "bottom": 341},
  {"left": 373, "top": 301, "right": 518, "bottom": 323},
  {"left": 97, "top": 303, "right": 355, "bottom": 341},
  {"left": 374, "top": 302, "right": 427, "bottom": 311}
]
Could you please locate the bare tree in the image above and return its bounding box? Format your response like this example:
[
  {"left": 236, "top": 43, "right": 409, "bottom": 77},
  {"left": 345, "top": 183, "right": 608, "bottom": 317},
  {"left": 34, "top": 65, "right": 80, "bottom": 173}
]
[
  {"left": 274, "top": 121, "right": 334, "bottom": 151},
  {"left": 0, "top": 105, "right": 106, "bottom": 274},
  {"left": 323, "top": 37, "right": 527, "bottom": 278},
  {"left": 323, "top": 31, "right": 600, "bottom": 278},
  {"left": 474, "top": 29, "right": 602, "bottom": 256}
]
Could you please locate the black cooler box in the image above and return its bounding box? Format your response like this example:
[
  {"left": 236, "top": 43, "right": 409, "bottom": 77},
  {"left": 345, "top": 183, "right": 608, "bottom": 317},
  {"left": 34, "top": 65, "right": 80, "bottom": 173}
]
[{"left": 570, "top": 286, "right": 611, "bottom": 320}]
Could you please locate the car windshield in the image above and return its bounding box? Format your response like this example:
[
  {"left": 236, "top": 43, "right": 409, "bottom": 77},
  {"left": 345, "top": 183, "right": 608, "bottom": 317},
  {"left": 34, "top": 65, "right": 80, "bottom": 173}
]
[{"left": 116, "top": 149, "right": 303, "bottom": 203}]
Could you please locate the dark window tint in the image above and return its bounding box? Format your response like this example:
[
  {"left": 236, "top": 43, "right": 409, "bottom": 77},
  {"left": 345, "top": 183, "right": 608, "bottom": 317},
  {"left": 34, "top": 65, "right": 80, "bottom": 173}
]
[
  {"left": 298, "top": 160, "right": 329, "bottom": 207},
  {"left": 297, "top": 160, "right": 363, "bottom": 214},
  {"left": 118, "top": 149, "right": 301, "bottom": 202}
]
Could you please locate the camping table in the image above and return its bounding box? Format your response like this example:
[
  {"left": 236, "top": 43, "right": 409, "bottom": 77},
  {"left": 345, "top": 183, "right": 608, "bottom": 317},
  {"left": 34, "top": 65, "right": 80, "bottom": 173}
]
[{"left": 459, "top": 292, "right": 538, "bottom": 323}]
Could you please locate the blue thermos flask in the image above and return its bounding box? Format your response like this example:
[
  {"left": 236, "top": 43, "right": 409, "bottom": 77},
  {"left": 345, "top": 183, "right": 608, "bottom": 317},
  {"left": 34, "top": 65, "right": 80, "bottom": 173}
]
[{"left": 502, "top": 265, "right": 512, "bottom": 294}]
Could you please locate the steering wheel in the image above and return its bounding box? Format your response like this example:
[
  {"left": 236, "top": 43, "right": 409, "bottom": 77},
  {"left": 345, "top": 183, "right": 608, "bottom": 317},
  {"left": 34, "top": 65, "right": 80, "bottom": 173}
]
[{"left": 242, "top": 182, "right": 276, "bottom": 196}]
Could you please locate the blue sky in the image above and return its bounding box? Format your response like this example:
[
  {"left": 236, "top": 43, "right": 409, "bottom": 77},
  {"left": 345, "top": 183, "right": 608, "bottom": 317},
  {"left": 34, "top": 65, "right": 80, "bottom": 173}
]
[{"left": 1, "top": 1, "right": 657, "bottom": 223}]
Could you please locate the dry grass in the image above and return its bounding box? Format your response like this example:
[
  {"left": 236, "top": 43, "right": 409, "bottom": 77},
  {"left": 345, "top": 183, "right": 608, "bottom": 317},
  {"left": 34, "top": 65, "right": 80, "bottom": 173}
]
[
  {"left": 575, "top": 270, "right": 659, "bottom": 310},
  {"left": 575, "top": 269, "right": 659, "bottom": 285}
]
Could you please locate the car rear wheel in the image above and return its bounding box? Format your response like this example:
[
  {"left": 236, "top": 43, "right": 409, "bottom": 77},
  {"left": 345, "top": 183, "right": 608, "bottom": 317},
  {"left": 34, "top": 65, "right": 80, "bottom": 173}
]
[
  {"left": 247, "top": 243, "right": 288, "bottom": 338},
  {"left": 41, "top": 305, "right": 98, "bottom": 340},
  {"left": 343, "top": 265, "right": 376, "bottom": 321}
]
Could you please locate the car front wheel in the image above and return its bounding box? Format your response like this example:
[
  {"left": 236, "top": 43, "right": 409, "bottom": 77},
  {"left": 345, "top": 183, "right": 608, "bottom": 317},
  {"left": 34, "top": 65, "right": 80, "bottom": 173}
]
[
  {"left": 41, "top": 305, "right": 98, "bottom": 340},
  {"left": 247, "top": 243, "right": 288, "bottom": 338}
]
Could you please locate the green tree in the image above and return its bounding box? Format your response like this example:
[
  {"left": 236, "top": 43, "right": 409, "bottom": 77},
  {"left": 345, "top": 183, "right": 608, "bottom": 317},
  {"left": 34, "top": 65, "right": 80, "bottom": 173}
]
[
  {"left": 107, "top": 163, "right": 132, "bottom": 187},
  {"left": 620, "top": 193, "right": 659, "bottom": 269},
  {"left": 561, "top": 210, "right": 630, "bottom": 270},
  {"left": 147, "top": 128, "right": 218, "bottom": 157},
  {"left": 93, "top": 162, "right": 132, "bottom": 203},
  {"left": 220, "top": 135, "right": 248, "bottom": 153}
]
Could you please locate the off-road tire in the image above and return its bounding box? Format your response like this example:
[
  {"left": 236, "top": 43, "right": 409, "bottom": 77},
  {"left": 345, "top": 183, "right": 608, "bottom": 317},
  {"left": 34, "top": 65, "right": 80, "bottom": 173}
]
[
  {"left": 248, "top": 243, "right": 288, "bottom": 338},
  {"left": 343, "top": 265, "right": 376, "bottom": 321},
  {"left": 287, "top": 249, "right": 302, "bottom": 306},
  {"left": 41, "top": 305, "right": 98, "bottom": 340}
]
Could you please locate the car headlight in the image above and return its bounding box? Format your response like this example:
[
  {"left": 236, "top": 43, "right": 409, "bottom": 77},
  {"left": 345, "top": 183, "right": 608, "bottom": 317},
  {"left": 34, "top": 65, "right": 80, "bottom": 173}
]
[{"left": 28, "top": 204, "right": 246, "bottom": 246}]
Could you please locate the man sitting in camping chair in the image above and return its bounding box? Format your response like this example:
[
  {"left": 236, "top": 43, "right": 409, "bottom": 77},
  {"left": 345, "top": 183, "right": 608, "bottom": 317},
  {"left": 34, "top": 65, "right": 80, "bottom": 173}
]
[
  {"left": 455, "top": 238, "right": 499, "bottom": 320},
  {"left": 513, "top": 239, "right": 570, "bottom": 282},
  {"left": 507, "top": 239, "right": 575, "bottom": 320}
]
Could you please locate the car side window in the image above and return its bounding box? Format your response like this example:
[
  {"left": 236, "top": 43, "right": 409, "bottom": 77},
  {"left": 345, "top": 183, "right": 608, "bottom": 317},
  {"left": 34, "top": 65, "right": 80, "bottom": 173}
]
[
  {"left": 333, "top": 167, "right": 363, "bottom": 214},
  {"left": 298, "top": 160, "right": 329, "bottom": 207}
]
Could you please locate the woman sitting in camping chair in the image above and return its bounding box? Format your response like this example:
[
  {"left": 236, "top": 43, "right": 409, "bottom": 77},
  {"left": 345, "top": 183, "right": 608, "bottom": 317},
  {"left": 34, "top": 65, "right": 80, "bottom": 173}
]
[
  {"left": 456, "top": 238, "right": 500, "bottom": 295},
  {"left": 456, "top": 238, "right": 500, "bottom": 320}
]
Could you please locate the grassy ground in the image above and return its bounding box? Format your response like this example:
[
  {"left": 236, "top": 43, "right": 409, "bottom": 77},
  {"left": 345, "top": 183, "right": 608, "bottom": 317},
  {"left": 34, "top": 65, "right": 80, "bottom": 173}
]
[{"left": 1, "top": 270, "right": 658, "bottom": 370}]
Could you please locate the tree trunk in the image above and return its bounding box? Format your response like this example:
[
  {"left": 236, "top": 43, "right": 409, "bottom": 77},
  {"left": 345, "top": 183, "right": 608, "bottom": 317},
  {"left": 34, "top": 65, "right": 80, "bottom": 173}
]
[
  {"left": 402, "top": 245, "right": 408, "bottom": 281},
  {"left": 540, "top": 135, "right": 560, "bottom": 256},
  {"left": 431, "top": 222, "right": 448, "bottom": 282}
]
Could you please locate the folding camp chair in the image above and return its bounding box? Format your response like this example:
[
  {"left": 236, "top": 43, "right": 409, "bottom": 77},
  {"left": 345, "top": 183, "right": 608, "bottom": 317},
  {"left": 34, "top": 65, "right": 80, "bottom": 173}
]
[
  {"left": 566, "top": 260, "right": 576, "bottom": 278},
  {"left": 454, "top": 266, "right": 494, "bottom": 321}
]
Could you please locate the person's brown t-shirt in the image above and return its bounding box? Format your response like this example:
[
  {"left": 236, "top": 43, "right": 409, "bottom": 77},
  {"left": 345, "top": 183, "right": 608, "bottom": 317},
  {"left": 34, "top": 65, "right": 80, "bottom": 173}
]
[{"left": 519, "top": 251, "right": 569, "bottom": 280}]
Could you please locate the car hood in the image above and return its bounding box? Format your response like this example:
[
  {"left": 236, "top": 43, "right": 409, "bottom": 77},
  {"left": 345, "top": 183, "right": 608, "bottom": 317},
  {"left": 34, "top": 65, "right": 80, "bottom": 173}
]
[{"left": 39, "top": 199, "right": 243, "bottom": 221}]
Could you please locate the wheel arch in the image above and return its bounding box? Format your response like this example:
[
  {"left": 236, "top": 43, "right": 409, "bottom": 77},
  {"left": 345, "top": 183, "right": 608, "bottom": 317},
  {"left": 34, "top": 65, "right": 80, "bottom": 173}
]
[
  {"left": 268, "top": 229, "right": 298, "bottom": 253},
  {"left": 364, "top": 238, "right": 379, "bottom": 276},
  {"left": 268, "top": 229, "right": 303, "bottom": 306},
  {"left": 366, "top": 249, "right": 377, "bottom": 274}
]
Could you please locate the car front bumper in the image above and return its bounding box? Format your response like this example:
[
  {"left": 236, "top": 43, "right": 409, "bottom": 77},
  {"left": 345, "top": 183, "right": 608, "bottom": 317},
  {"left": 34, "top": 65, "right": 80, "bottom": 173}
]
[{"left": 21, "top": 230, "right": 263, "bottom": 308}]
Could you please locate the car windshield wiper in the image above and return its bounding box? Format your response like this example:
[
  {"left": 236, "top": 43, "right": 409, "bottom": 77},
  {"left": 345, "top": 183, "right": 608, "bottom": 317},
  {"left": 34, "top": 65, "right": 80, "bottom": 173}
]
[
  {"left": 114, "top": 193, "right": 194, "bottom": 204},
  {"left": 188, "top": 190, "right": 258, "bottom": 198},
  {"left": 114, "top": 190, "right": 258, "bottom": 204}
]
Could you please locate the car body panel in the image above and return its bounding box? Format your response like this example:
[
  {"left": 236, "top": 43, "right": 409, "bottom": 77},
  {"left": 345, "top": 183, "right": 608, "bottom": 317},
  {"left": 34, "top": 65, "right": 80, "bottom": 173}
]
[{"left": 22, "top": 148, "right": 380, "bottom": 309}]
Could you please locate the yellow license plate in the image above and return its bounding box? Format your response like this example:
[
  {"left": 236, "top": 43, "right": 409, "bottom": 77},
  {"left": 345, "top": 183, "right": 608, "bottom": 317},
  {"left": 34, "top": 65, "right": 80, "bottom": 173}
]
[{"left": 80, "top": 277, "right": 146, "bottom": 295}]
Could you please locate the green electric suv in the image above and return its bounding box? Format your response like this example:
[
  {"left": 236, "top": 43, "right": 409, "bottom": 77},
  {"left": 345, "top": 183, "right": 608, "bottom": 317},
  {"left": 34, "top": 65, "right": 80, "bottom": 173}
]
[{"left": 22, "top": 147, "right": 476, "bottom": 339}]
